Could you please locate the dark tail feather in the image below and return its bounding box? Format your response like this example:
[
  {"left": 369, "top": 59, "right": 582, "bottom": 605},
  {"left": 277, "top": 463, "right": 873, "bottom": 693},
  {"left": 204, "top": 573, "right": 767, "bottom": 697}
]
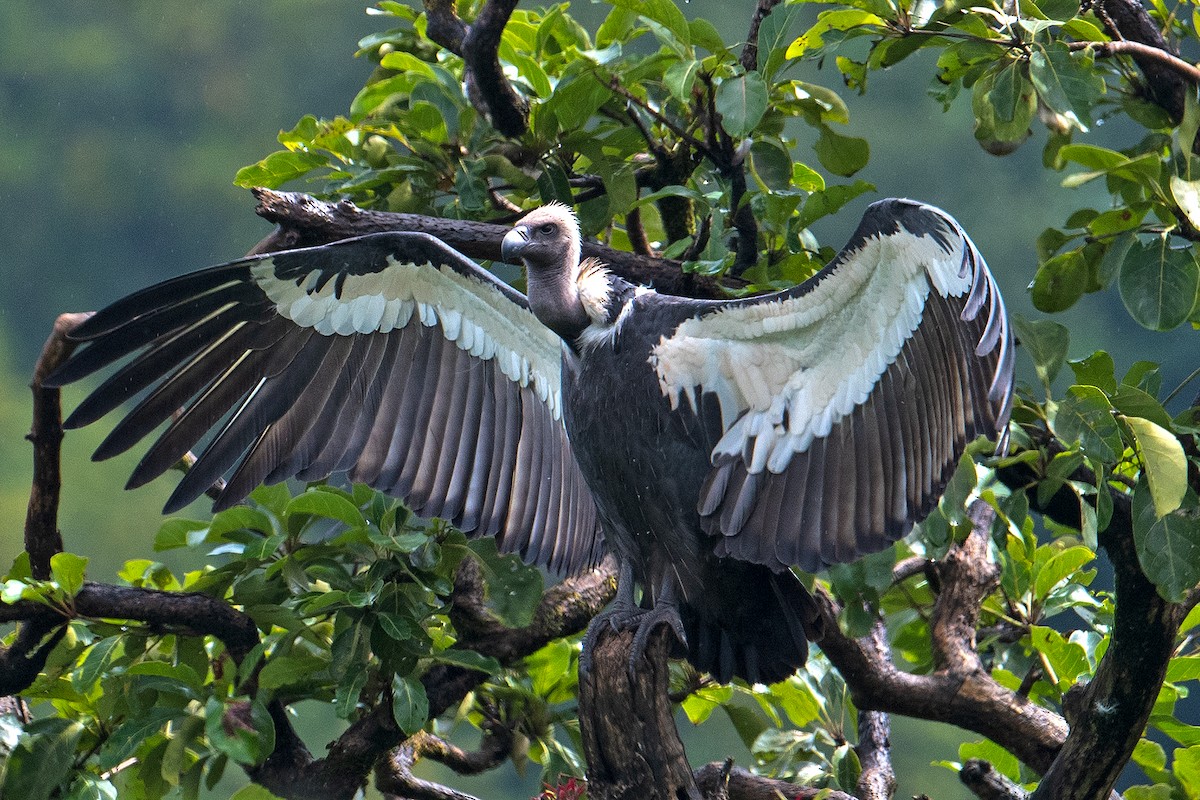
[{"left": 680, "top": 561, "right": 819, "bottom": 684}]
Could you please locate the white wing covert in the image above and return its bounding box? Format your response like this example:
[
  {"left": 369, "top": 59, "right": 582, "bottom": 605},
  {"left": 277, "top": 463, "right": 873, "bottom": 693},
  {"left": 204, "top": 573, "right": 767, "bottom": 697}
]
[
  {"left": 48, "top": 232, "right": 602, "bottom": 575},
  {"left": 650, "top": 199, "right": 1013, "bottom": 572}
]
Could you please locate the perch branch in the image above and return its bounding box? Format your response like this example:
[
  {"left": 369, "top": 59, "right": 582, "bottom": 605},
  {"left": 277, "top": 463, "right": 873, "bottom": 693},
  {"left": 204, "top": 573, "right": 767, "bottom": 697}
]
[{"left": 250, "top": 188, "right": 726, "bottom": 299}]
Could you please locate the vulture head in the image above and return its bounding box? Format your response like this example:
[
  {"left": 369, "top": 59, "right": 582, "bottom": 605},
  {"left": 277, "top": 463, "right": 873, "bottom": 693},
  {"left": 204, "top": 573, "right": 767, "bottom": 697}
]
[{"left": 502, "top": 204, "right": 589, "bottom": 341}]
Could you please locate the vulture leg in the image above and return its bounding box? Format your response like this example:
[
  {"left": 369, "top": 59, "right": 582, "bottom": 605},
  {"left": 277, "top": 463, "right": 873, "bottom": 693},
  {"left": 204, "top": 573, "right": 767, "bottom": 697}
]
[
  {"left": 578, "top": 561, "right": 688, "bottom": 678},
  {"left": 626, "top": 576, "right": 688, "bottom": 679}
]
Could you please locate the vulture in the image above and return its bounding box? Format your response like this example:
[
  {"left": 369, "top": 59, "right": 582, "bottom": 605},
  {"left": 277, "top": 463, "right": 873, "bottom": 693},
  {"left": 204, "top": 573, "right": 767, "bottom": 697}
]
[{"left": 48, "top": 198, "right": 1013, "bottom": 684}]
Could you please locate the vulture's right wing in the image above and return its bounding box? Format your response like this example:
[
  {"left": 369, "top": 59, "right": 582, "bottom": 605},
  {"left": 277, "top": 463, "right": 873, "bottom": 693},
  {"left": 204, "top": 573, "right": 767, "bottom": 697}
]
[{"left": 48, "top": 232, "right": 602, "bottom": 575}]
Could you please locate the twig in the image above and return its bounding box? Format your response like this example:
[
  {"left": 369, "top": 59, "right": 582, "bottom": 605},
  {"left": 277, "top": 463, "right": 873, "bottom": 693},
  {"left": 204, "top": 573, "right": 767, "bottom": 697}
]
[
  {"left": 1067, "top": 39, "right": 1200, "bottom": 83},
  {"left": 605, "top": 76, "right": 714, "bottom": 160},
  {"left": 693, "top": 761, "right": 856, "bottom": 800},
  {"left": 376, "top": 742, "right": 484, "bottom": 800}
]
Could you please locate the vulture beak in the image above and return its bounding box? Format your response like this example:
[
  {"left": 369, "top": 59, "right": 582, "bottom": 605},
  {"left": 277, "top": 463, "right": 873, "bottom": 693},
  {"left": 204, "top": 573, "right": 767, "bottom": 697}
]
[{"left": 501, "top": 226, "right": 529, "bottom": 263}]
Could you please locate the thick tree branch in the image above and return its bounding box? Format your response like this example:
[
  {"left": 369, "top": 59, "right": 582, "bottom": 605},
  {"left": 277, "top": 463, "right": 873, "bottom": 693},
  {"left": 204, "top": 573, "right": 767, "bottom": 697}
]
[
  {"left": 693, "top": 760, "right": 856, "bottom": 800},
  {"left": 251, "top": 188, "right": 726, "bottom": 299},
  {"left": 817, "top": 502, "right": 1069, "bottom": 774},
  {"left": 25, "top": 314, "right": 87, "bottom": 579},
  {"left": 855, "top": 624, "right": 896, "bottom": 800},
  {"left": 423, "top": 0, "right": 528, "bottom": 137}
]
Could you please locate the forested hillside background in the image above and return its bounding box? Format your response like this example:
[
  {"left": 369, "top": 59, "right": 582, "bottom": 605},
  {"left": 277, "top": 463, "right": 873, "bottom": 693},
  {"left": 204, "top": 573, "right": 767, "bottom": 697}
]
[{"left": 3, "top": 1, "right": 1196, "bottom": 797}]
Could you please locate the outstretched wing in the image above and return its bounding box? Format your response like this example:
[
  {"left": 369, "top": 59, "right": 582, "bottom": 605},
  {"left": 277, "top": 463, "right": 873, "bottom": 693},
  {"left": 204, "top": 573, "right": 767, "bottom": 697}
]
[
  {"left": 48, "top": 232, "right": 602, "bottom": 575},
  {"left": 650, "top": 199, "right": 1013, "bottom": 572}
]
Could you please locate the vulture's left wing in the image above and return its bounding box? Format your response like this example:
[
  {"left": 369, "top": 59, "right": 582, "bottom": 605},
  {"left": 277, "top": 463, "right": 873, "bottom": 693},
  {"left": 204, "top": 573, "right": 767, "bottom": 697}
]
[
  {"left": 650, "top": 199, "right": 1013, "bottom": 573},
  {"left": 48, "top": 232, "right": 602, "bottom": 575}
]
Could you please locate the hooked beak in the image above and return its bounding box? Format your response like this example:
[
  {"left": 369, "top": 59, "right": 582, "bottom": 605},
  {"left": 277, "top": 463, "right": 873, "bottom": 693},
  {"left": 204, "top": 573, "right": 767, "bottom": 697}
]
[{"left": 501, "top": 226, "right": 528, "bottom": 263}]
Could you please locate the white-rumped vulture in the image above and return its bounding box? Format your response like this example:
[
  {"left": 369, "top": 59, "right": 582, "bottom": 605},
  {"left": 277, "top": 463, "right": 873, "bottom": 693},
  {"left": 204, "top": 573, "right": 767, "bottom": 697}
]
[{"left": 48, "top": 198, "right": 1013, "bottom": 684}]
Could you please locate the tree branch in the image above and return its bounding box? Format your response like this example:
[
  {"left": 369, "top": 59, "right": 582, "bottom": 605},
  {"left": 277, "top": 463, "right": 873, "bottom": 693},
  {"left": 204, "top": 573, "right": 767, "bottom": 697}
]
[
  {"left": 249, "top": 560, "right": 617, "bottom": 800},
  {"left": 817, "top": 502, "right": 1069, "bottom": 774},
  {"left": 1067, "top": 39, "right": 1200, "bottom": 84},
  {"left": 740, "top": 0, "right": 785, "bottom": 73},
  {"left": 250, "top": 188, "right": 727, "bottom": 299},
  {"left": 423, "top": 0, "right": 528, "bottom": 137},
  {"left": 1088, "top": 0, "right": 1189, "bottom": 121},
  {"left": 961, "top": 759, "right": 1029, "bottom": 800},
  {"left": 693, "top": 760, "right": 856, "bottom": 800},
  {"left": 855, "top": 624, "right": 896, "bottom": 800}
]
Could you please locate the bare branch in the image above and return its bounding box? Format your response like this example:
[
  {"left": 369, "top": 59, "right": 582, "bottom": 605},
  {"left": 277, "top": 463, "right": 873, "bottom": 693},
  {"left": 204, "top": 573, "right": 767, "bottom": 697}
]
[
  {"left": 693, "top": 760, "right": 856, "bottom": 800},
  {"left": 855, "top": 625, "right": 896, "bottom": 800},
  {"left": 740, "top": 0, "right": 785, "bottom": 72},
  {"left": 26, "top": 313, "right": 89, "bottom": 579},
  {"left": 961, "top": 759, "right": 1029, "bottom": 800},
  {"left": 375, "top": 741, "right": 485, "bottom": 800}
]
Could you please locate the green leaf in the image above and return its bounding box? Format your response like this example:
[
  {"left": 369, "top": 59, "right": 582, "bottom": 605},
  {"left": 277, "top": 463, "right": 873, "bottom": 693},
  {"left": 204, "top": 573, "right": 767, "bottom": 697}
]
[
  {"left": 1034, "top": 546, "right": 1095, "bottom": 600},
  {"left": 467, "top": 539, "right": 545, "bottom": 627},
  {"left": 1032, "top": 250, "right": 1087, "bottom": 312},
  {"left": 1068, "top": 351, "right": 1116, "bottom": 393},
  {"left": 234, "top": 150, "right": 327, "bottom": 189},
  {"left": 75, "top": 636, "right": 122, "bottom": 692},
  {"left": 715, "top": 72, "right": 769, "bottom": 138},
  {"left": 1028, "top": 43, "right": 1103, "bottom": 132},
  {"left": 1055, "top": 385, "right": 1120, "bottom": 462},
  {"left": 154, "top": 518, "right": 209, "bottom": 551},
  {"left": 432, "top": 648, "right": 502, "bottom": 675},
  {"left": 833, "top": 743, "right": 862, "bottom": 791},
  {"left": 2, "top": 720, "right": 84, "bottom": 800},
  {"left": 786, "top": 9, "right": 885, "bottom": 58},
  {"left": 259, "top": 655, "right": 330, "bottom": 690},
  {"left": 606, "top": 0, "right": 690, "bottom": 48},
  {"left": 50, "top": 552, "right": 87, "bottom": 597},
  {"left": 795, "top": 180, "right": 873, "bottom": 229},
  {"left": 814, "top": 124, "right": 869, "bottom": 176},
  {"left": 229, "top": 785, "right": 287, "bottom": 800},
  {"left": 681, "top": 684, "right": 733, "bottom": 725},
  {"left": 334, "top": 665, "right": 368, "bottom": 719},
  {"left": 1119, "top": 236, "right": 1200, "bottom": 331},
  {"left": 1132, "top": 484, "right": 1200, "bottom": 602},
  {"left": 1172, "top": 176, "right": 1200, "bottom": 230},
  {"left": 392, "top": 674, "right": 430, "bottom": 735},
  {"left": 664, "top": 59, "right": 700, "bottom": 102},
  {"left": 378, "top": 50, "right": 436, "bottom": 80},
  {"left": 205, "top": 699, "right": 274, "bottom": 766},
  {"left": 1177, "top": 745, "right": 1200, "bottom": 799},
  {"left": 1013, "top": 316, "right": 1069, "bottom": 390},
  {"left": 101, "top": 710, "right": 177, "bottom": 769},
  {"left": 63, "top": 775, "right": 118, "bottom": 800},
  {"left": 286, "top": 489, "right": 366, "bottom": 529},
  {"left": 1124, "top": 416, "right": 1187, "bottom": 517}
]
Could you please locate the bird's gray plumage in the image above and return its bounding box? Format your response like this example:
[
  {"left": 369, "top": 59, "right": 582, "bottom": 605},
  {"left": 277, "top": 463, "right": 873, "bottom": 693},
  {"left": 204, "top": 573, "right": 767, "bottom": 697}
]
[{"left": 50, "top": 199, "right": 1013, "bottom": 684}]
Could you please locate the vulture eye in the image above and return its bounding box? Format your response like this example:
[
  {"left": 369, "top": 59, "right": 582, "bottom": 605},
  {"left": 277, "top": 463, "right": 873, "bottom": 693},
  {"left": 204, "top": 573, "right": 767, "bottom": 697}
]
[{"left": 538, "top": 223, "right": 556, "bottom": 236}]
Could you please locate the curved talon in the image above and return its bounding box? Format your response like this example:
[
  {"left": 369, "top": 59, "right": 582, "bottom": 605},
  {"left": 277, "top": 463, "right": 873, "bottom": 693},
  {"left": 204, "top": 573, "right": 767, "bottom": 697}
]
[{"left": 627, "top": 603, "right": 688, "bottom": 679}]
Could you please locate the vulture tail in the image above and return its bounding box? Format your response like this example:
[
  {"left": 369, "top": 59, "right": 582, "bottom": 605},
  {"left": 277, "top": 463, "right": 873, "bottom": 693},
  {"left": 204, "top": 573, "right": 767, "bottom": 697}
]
[{"left": 680, "top": 562, "right": 820, "bottom": 685}]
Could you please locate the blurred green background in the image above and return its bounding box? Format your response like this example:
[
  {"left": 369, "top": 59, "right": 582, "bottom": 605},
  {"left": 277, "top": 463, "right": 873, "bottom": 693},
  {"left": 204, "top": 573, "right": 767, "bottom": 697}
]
[{"left": 2, "top": 1, "right": 1191, "bottom": 798}]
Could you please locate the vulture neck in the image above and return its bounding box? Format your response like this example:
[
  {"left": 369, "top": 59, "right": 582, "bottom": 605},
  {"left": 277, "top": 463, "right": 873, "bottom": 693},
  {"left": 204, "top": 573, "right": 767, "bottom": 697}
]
[{"left": 526, "top": 261, "right": 592, "bottom": 345}]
